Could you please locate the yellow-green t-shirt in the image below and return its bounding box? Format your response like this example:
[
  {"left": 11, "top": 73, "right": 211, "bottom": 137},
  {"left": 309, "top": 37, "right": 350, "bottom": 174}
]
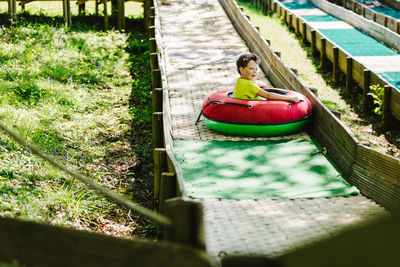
[{"left": 232, "top": 78, "right": 260, "bottom": 100}]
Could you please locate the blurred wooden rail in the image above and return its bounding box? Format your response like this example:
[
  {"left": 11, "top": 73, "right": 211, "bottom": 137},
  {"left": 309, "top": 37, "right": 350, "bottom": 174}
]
[{"left": 2, "top": 0, "right": 143, "bottom": 29}]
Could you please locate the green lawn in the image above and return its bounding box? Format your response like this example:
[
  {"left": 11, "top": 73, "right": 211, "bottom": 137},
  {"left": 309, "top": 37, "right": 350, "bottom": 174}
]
[{"left": 0, "top": 6, "right": 155, "bottom": 238}]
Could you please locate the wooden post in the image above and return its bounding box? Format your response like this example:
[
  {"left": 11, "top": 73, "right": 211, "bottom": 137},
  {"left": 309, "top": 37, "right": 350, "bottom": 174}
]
[
  {"left": 332, "top": 46, "right": 339, "bottom": 83},
  {"left": 320, "top": 38, "right": 327, "bottom": 69},
  {"left": 396, "top": 21, "right": 400, "bottom": 34},
  {"left": 295, "top": 17, "right": 299, "bottom": 35},
  {"left": 103, "top": 0, "right": 108, "bottom": 30},
  {"left": 95, "top": 0, "right": 99, "bottom": 14},
  {"left": 302, "top": 21, "right": 307, "bottom": 43},
  {"left": 346, "top": 56, "right": 353, "bottom": 92},
  {"left": 382, "top": 85, "right": 392, "bottom": 131},
  {"left": 158, "top": 173, "right": 177, "bottom": 215},
  {"left": 116, "top": 0, "right": 122, "bottom": 29},
  {"left": 152, "top": 69, "right": 162, "bottom": 89},
  {"left": 372, "top": 13, "right": 376, "bottom": 22},
  {"left": 164, "top": 198, "right": 205, "bottom": 250},
  {"left": 154, "top": 148, "right": 167, "bottom": 205},
  {"left": 309, "top": 87, "right": 318, "bottom": 97},
  {"left": 79, "top": 3, "right": 86, "bottom": 14},
  {"left": 311, "top": 29, "right": 316, "bottom": 55},
  {"left": 149, "top": 37, "right": 157, "bottom": 53},
  {"left": 63, "top": 0, "right": 68, "bottom": 26},
  {"left": 152, "top": 112, "right": 164, "bottom": 149},
  {"left": 342, "top": 0, "right": 346, "bottom": 8},
  {"left": 289, "top": 13, "right": 293, "bottom": 29},
  {"left": 361, "top": 6, "right": 365, "bottom": 17},
  {"left": 153, "top": 88, "right": 163, "bottom": 113},
  {"left": 149, "top": 25, "right": 156, "bottom": 40},
  {"left": 363, "top": 69, "right": 371, "bottom": 112},
  {"left": 150, "top": 53, "right": 160, "bottom": 72},
  {"left": 66, "top": 0, "right": 72, "bottom": 25}
]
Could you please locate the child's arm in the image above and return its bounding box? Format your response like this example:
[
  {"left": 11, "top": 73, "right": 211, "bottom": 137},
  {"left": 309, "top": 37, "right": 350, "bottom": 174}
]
[{"left": 257, "top": 89, "right": 300, "bottom": 102}]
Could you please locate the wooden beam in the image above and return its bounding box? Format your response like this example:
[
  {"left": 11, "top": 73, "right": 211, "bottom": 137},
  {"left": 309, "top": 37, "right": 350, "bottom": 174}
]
[
  {"left": 152, "top": 112, "right": 164, "bottom": 149},
  {"left": 311, "top": 29, "right": 316, "bottom": 55},
  {"left": 320, "top": 38, "right": 327, "bottom": 69},
  {"left": 382, "top": 85, "right": 392, "bottom": 131},
  {"left": 154, "top": 148, "right": 167, "bottom": 204},
  {"left": 0, "top": 217, "right": 214, "bottom": 267},
  {"left": 363, "top": 69, "right": 371, "bottom": 112},
  {"left": 332, "top": 46, "right": 339, "bottom": 83},
  {"left": 164, "top": 198, "right": 205, "bottom": 250},
  {"left": 158, "top": 173, "right": 177, "bottom": 215},
  {"left": 346, "top": 56, "right": 353, "bottom": 92},
  {"left": 103, "top": 0, "right": 108, "bottom": 30}
]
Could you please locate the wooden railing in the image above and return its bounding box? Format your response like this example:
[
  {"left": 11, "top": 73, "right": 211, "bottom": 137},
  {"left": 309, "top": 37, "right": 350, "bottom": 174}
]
[
  {"left": 146, "top": 0, "right": 206, "bottom": 250},
  {"left": 327, "top": 0, "right": 400, "bottom": 34},
  {"left": 220, "top": 0, "right": 400, "bottom": 212}
]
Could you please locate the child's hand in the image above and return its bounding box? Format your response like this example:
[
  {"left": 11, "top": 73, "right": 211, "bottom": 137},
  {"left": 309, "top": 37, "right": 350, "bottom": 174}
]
[
  {"left": 290, "top": 95, "right": 300, "bottom": 103},
  {"left": 258, "top": 83, "right": 271, "bottom": 89}
]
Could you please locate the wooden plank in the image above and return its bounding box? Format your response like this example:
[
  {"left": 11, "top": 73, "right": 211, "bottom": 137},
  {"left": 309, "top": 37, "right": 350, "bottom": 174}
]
[
  {"left": 382, "top": 85, "right": 392, "bottom": 131},
  {"left": 270, "top": 214, "right": 400, "bottom": 267},
  {"left": 152, "top": 112, "right": 164, "bottom": 149},
  {"left": 159, "top": 172, "right": 177, "bottom": 215},
  {"left": 350, "top": 165, "right": 400, "bottom": 212},
  {"left": 332, "top": 46, "right": 339, "bottom": 83},
  {"left": 354, "top": 144, "right": 400, "bottom": 186},
  {"left": 346, "top": 56, "right": 353, "bottom": 92},
  {"left": 363, "top": 69, "right": 371, "bottom": 112},
  {"left": 391, "top": 88, "right": 400, "bottom": 121},
  {"left": 154, "top": 148, "right": 167, "bottom": 202},
  {"left": 0, "top": 217, "right": 214, "bottom": 267},
  {"left": 164, "top": 198, "right": 205, "bottom": 250}
]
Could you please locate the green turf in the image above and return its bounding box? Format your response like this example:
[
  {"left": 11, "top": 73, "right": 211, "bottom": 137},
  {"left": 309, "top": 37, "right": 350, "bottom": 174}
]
[
  {"left": 378, "top": 72, "right": 400, "bottom": 90},
  {"left": 173, "top": 139, "right": 359, "bottom": 200},
  {"left": 319, "top": 29, "right": 398, "bottom": 56},
  {"left": 301, "top": 15, "right": 340, "bottom": 22},
  {"left": 372, "top": 7, "right": 400, "bottom": 19},
  {"left": 281, "top": 1, "right": 316, "bottom": 10}
]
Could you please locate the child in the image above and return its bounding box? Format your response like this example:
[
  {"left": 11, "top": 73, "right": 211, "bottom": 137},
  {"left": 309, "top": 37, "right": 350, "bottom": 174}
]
[{"left": 232, "top": 53, "right": 300, "bottom": 102}]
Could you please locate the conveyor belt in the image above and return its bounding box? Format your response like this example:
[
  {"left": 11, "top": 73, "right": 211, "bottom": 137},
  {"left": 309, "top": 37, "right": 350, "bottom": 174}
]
[
  {"left": 156, "top": 0, "right": 387, "bottom": 262},
  {"left": 280, "top": 0, "right": 400, "bottom": 90}
]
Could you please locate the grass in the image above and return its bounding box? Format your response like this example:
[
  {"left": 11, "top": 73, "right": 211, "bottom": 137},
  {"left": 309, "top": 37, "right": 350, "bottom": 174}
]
[{"left": 0, "top": 7, "right": 156, "bottom": 238}]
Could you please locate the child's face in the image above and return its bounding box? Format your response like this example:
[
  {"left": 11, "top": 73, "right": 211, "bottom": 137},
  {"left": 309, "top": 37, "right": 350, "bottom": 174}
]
[{"left": 239, "top": 60, "right": 258, "bottom": 80}]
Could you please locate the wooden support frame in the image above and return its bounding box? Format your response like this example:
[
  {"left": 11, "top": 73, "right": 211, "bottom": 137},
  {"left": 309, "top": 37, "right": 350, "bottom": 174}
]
[
  {"left": 382, "top": 85, "right": 392, "bottom": 131},
  {"left": 346, "top": 56, "right": 353, "bottom": 92},
  {"left": 302, "top": 20, "right": 307, "bottom": 43},
  {"left": 311, "top": 29, "right": 316, "bottom": 55},
  {"left": 103, "top": 0, "right": 108, "bottom": 30},
  {"left": 154, "top": 148, "right": 167, "bottom": 206},
  {"left": 332, "top": 46, "right": 339, "bottom": 83},
  {"left": 363, "top": 69, "right": 371, "bottom": 112},
  {"left": 164, "top": 198, "right": 205, "bottom": 250},
  {"left": 158, "top": 173, "right": 177, "bottom": 215},
  {"left": 152, "top": 112, "right": 164, "bottom": 149},
  {"left": 319, "top": 38, "right": 327, "bottom": 69}
]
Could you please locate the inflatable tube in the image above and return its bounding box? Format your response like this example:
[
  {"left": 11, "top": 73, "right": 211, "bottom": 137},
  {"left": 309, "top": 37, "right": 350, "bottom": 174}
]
[{"left": 200, "top": 89, "right": 312, "bottom": 136}]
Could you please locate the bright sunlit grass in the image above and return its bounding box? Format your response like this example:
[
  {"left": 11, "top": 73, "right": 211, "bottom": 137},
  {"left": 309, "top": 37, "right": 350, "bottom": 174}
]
[{"left": 0, "top": 10, "right": 150, "bottom": 236}]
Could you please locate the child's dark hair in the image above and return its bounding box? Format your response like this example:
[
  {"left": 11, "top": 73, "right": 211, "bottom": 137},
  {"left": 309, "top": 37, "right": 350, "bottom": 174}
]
[{"left": 236, "top": 53, "right": 260, "bottom": 74}]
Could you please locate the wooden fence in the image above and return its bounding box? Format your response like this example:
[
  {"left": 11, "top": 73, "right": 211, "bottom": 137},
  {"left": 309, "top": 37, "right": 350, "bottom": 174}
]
[
  {"left": 2, "top": 0, "right": 128, "bottom": 29},
  {"left": 326, "top": 0, "right": 400, "bottom": 34},
  {"left": 145, "top": 0, "right": 206, "bottom": 249},
  {"left": 220, "top": 0, "right": 400, "bottom": 212},
  {"left": 263, "top": 0, "right": 400, "bottom": 130}
]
